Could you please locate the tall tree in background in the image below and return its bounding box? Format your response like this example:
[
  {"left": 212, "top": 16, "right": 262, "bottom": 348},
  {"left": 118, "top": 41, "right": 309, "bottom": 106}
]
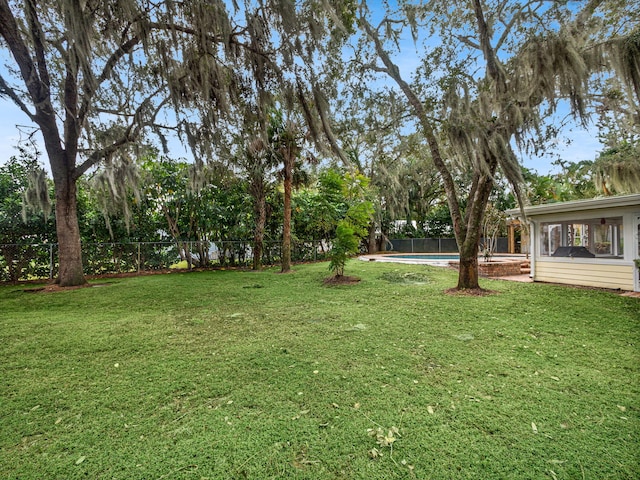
[
  {"left": 243, "top": 137, "right": 275, "bottom": 270},
  {"left": 335, "top": 88, "right": 442, "bottom": 252},
  {"left": 0, "top": 147, "right": 56, "bottom": 281},
  {"left": 593, "top": 141, "right": 640, "bottom": 194},
  {"left": 356, "top": 0, "right": 639, "bottom": 290},
  {"left": 268, "top": 111, "right": 305, "bottom": 273}
]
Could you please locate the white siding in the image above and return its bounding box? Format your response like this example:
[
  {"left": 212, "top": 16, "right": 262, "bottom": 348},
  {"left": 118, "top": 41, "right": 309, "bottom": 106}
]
[{"left": 535, "top": 260, "right": 635, "bottom": 290}]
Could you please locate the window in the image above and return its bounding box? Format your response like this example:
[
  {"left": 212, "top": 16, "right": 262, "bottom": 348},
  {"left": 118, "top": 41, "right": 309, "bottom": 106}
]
[{"left": 540, "top": 217, "right": 623, "bottom": 258}]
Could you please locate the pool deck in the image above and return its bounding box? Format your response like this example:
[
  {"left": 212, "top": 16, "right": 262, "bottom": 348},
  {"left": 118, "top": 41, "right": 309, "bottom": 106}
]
[{"left": 359, "top": 253, "right": 533, "bottom": 283}]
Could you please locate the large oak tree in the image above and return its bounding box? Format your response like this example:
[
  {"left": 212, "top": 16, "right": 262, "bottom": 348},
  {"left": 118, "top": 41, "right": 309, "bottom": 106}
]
[
  {"left": 355, "top": 0, "right": 639, "bottom": 290},
  {"left": 0, "top": 0, "right": 353, "bottom": 285},
  {"left": 0, "top": 1, "right": 240, "bottom": 284}
]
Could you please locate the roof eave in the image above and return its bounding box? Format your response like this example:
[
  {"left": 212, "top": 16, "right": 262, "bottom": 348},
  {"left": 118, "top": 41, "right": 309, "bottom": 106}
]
[{"left": 505, "top": 193, "right": 640, "bottom": 218}]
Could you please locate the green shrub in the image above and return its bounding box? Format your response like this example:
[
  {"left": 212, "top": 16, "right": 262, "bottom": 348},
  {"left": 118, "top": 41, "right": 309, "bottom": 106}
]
[{"left": 329, "top": 201, "right": 374, "bottom": 277}]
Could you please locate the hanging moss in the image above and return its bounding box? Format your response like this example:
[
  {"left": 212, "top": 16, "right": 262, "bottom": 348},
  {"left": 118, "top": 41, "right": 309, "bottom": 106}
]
[{"left": 21, "top": 168, "right": 51, "bottom": 222}]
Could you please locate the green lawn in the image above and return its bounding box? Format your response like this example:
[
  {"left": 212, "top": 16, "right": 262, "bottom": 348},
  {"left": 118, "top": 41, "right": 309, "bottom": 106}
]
[{"left": 1, "top": 261, "right": 638, "bottom": 479}]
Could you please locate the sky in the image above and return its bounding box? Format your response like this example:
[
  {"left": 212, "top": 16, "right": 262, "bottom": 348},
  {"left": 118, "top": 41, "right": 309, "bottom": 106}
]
[
  {"left": 0, "top": 79, "right": 604, "bottom": 178},
  {"left": 0, "top": 2, "right": 607, "bottom": 177}
]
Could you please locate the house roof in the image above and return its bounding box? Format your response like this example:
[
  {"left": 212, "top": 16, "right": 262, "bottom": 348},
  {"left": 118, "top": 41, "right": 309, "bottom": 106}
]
[{"left": 506, "top": 193, "right": 640, "bottom": 218}]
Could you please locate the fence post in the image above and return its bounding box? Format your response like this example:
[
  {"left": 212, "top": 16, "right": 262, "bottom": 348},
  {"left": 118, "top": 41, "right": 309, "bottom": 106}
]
[
  {"left": 49, "top": 244, "right": 54, "bottom": 280},
  {"left": 438, "top": 238, "right": 441, "bottom": 253},
  {"left": 137, "top": 242, "right": 141, "bottom": 273},
  {"left": 411, "top": 238, "right": 414, "bottom": 253}
]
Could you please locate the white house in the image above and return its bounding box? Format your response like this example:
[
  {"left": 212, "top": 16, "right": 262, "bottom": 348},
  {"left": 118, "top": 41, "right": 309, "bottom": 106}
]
[{"left": 506, "top": 194, "right": 640, "bottom": 292}]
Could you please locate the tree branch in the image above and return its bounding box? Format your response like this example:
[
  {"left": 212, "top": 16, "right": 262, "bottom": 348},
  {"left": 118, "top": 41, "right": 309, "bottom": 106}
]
[
  {"left": 359, "top": 14, "right": 463, "bottom": 238},
  {"left": 472, "top": 0, "right": 505, "bottom": 90},
  {"left": 74, "top": 89, "right": 169, "bottom": 179},
  {"left": 454, "top": 35, "right": 481, "bottom": 51},
  {"left": 77, "top": 35, "right": 141, "bottom": 128},
  {"left": 0, "top": 74, "right": 36, "bottom": 121},
  {"left": 24, "top": 0, "right": 51, "bottom": 94}
]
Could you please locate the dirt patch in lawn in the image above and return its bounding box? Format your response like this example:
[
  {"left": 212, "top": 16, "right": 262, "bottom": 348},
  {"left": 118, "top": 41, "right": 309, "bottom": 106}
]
[
  {"left": 24, "top": 283, "right": 113, "bottom": 293},
  {"left": 444, "top": 287, "right": 498, "bottom": 297},
  {"left": 323, "top": 275, "right": 361, "bottom": 286}
]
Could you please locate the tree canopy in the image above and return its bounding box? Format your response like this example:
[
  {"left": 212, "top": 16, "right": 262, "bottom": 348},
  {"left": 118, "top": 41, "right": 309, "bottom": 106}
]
[
  {"left": 349, "top": 0, "right": 639, "bottom": 289},
  {"left": 0, "top": 0, "right": 354, "bottom": 285}
]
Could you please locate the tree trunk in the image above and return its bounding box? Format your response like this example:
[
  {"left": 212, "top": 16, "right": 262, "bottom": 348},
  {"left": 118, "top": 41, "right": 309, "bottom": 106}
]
[
  {"left": 454, "top": 169, "right": 495, "bottom": 290},
  {"left": 54, "top": 177, "right": 86, "bottom": 286},
  {"left": 252, "top": 190, "right": 266, "bottom": 270},
  {"left": 367, "top": 222, "right": 378, "bottom": 254},
  {"left": 457, "top": 242, "right": 480, "bottom": 290},
  {"left": 281, "top": 156, "right": 293, "bottom": 273}
]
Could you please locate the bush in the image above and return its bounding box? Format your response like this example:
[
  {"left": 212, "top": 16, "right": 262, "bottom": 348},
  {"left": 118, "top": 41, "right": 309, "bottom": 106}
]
[{"left": 329, "top": 202, "right": 374, "bottom": 277}]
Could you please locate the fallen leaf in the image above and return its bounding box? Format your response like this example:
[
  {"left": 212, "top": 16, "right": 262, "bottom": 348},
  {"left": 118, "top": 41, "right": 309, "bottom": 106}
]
[
  {"left": 427, "top": 406, "right": 435, "bottom": 415},
  {"left": 531, "top": 422, "right": 538, "bottom": 434},
  {"left": 617, "top": 405, "right": 626, "bottom": 412},
  {"left": 368, "top": 448, "right": 382, "bottom": 459},
  {"left": 550, "top": 376, "right": 560, "bottom": 381},
  {"left": 75, "top": 456, "right": 86, "bottom": 465}
]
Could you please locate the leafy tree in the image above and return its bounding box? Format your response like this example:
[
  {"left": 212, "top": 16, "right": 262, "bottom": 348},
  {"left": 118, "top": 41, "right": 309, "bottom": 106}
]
[
  {"left": 293, "top": 168, "right": 351, "bottom": 252},
  {"left": 0, "top": 148, "right": 55, "bottom": 281},
  {"left": 592, "top": 141, "right": 640, "bottom": 194},
  {"left": 355, "top": 0, "right": 639, "bottom": 290},
  {"left": 0, "top": 2, "right": 210, "bottom": 284},
  {"left": 267, "top": 110, "right": 307, "bottom": 273},
  {"left": 334, "top": 87, "right": 442, "bottom": 252},
  {"left": 242, "top": 137, "right": 278, "bottom": 270},
  {"left": 138, "top": 156, "right": 252, "bottom": 267},
  {"left": 423, "top": 203, "right": 455, "bottom": 238},
  {"left": 523, "top": 161, "right": 598, "bottom": 205},
  {"left": 327, "top": 171, "right": 374, "bottom": 278},
  {"left": 0, "top": 0, "right": 353, "bottom": 285}
]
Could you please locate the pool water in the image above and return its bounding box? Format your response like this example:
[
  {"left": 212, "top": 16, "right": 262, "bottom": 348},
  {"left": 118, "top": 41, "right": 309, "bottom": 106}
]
[{"left": 391, "top": 254, "right": 460, "bottom": 260}]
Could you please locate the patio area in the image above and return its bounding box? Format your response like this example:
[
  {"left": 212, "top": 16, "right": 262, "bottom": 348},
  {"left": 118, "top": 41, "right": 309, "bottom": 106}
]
[{"left": 359, "top": 253, "right": 533, "bottom": 281}]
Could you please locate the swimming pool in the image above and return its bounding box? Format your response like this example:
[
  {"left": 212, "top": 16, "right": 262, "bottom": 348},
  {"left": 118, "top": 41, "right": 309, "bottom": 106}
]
[
  {"left": 359, "top": 253, "right": 526, "bottom": 268},
  {"left": 390, "top": 254, "right": 460, "bottom": 260},
  {"left": 359, "top": 253, "right": 461, "bottom": 266}
]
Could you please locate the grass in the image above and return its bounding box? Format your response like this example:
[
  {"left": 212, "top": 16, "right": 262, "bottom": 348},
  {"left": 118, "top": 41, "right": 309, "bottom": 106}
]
[{"left": 1, "top": 261, "right": 638, "bottom": 479}]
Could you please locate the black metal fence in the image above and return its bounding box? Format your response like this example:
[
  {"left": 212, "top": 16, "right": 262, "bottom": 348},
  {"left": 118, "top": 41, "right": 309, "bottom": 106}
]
[
  {"left": 388, "top": 237, "right": 509, "bottom": 254},
  {"left": 1, "top": 237, "right": 511, "bottom": 282},
  {"left": 0, "top": 240, "right": 330, "bottom": 282}
]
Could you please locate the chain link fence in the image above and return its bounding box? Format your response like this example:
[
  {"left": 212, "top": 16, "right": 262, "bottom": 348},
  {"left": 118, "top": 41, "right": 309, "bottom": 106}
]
[
  {"left": 388, "top": 237, "right": 509, "bottom": 254},
  {"left": 0, "top": 240, "right": 331, "bottom": 282},
  {"left": 1, "top": 237, "right": 513, "bottom": 282}
]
